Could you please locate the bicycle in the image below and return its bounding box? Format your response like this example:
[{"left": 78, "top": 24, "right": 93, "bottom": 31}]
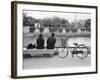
[{"left": 55, "top": 38, "right": 89, "bottom": 59}]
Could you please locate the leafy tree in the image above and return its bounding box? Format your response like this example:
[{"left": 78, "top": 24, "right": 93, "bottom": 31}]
[{"left": 85, "top": 19, "right": 91, "bottom": 29}]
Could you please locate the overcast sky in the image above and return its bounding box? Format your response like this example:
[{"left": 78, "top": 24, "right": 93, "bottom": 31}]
[{"left": 23, "top": 10, "right": 91, "bottom": 23}]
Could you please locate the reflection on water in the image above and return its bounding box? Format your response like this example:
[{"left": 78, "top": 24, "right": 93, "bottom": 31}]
[
  {"left": 23, "top": 36, "right": 91, "bottom": 48},
  {"left": 67, "top": 37, "right": 91, "bottom": 47}
]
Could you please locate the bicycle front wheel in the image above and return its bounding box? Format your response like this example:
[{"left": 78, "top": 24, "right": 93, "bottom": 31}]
[
  {"left": 56, "top": 45, "right": 68, "bottom": 58},
  {"left": 76, "top": 45, "right": 88, "bottom": 59}
]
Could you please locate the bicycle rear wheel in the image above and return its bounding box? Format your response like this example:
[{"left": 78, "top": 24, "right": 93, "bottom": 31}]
[
  {"left": 56, "top": 45, "right": 68, "bottom": 58},
  {"left": 76, "top": 45, "right": 88, "bottom": 59}
]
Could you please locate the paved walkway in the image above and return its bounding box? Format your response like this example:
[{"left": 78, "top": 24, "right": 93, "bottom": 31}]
[{"left": 23, "top": 53, "right": 91, "bottom": 69}]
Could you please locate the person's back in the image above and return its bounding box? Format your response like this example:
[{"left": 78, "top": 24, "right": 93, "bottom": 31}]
[
  {"left": 36, "top": 34, "right": 45, "bottom": 49},
  {"left": 47, "top": 33, "right": 56, "bottom": 49}
]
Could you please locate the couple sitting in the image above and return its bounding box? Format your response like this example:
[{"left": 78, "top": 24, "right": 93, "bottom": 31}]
[{"left": 36, "top": 33, "right": 56, "bottom": 49}]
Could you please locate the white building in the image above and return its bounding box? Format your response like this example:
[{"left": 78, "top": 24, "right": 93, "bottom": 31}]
[
  {"left": 34, "top": 23, "right": 41, "bottom": 28},
  {"left": 23, "top": 26, "right": 30, "bottom": 33}
]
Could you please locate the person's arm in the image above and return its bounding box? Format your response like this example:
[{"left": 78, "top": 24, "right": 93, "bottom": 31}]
[
  {"left": 43, "top": 39, "right": 45, "bottom": 47},
  {"left": 54, "top": 38, "right": 56, "bottom": 44},
  {"left": 47, "top": 38, "right": 49, "bottom": 44},
  {"left": 36, "top": 39, "right": 38, "bottom": 47}
]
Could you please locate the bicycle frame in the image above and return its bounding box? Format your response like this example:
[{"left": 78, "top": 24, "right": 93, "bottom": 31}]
[{"left": 63, "top": 43, "right": 78, "bottom": 58}]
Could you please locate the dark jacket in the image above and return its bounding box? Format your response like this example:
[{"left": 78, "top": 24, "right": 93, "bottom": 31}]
[
  {"left": 36, "top": 38, "right": 44, "bottom": 49},
  {"left": 47, "top": 37, "right": 56, "bottom": 49}
]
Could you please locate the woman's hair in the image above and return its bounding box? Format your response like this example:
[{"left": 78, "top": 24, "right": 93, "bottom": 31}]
[
  {"left": 52, "top": 33, "right": 55, "bottom": 37},
  {"left": 39, "top": 34, "right": 43, "bottom": 38}
]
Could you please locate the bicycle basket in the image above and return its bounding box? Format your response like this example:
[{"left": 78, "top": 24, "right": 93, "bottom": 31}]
[{"left": 61, "top": 39, "right": 67, "bottom": 46}]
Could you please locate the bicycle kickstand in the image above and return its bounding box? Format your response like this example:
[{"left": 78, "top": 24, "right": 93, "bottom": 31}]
[{"left": 72, "top": 53, "right": 74, "bottom": 58}]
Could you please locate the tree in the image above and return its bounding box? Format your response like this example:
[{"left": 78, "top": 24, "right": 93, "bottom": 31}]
[
  {"left": 84, "top": 19, "right": 91, "bottom": 29},
  {"left": 23, "top": 13, "right": 36, "bottom": 27}
]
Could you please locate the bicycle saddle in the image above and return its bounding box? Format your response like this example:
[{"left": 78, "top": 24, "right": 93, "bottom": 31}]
[
  {"left": 78, "top": 44, "right": 85, "bottom": 46},
  {"left": 73, "top": 43, "right": 78, "bottom": 45}
]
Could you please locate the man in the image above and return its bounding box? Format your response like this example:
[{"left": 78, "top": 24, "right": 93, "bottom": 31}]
[
  {"left": 47, "top": 33, "right": 56, "bottom": 49},
  {"left": 36, "top": 34, "right": 45, "bottom": 49}
]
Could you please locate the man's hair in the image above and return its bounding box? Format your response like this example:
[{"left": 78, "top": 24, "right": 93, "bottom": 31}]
[
  {"left": 52, "top": 33, "right": 55, "bottom": 37},
  {"left": 39, "top": 34, "right": 43, "bottom": 38}
]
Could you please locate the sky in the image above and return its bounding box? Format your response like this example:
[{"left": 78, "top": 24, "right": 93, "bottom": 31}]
[{"left": 23, "top": 10, "right": 91, "bottom": 23}]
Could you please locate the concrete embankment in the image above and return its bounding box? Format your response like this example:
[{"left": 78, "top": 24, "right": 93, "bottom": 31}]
[{"left": 24, "top": 32, "right": 91, "bottom": 38}]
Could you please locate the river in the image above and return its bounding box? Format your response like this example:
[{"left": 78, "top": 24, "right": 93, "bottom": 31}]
[{"left": 23, "top": 35, "right": 91, "bottom": 48}]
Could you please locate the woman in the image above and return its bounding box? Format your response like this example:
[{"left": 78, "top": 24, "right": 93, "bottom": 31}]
[{"left": 36, "top": 34, "right": 45, "bottom": 49}]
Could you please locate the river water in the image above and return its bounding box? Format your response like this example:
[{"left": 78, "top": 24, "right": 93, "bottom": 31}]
[{"left": 23, "top": 35, "right": 91, "bottom": 48}]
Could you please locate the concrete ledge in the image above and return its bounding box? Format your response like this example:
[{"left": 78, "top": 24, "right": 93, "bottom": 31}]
[{"left": 23, "top": 48, "right": 55, "bottom": 56}]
